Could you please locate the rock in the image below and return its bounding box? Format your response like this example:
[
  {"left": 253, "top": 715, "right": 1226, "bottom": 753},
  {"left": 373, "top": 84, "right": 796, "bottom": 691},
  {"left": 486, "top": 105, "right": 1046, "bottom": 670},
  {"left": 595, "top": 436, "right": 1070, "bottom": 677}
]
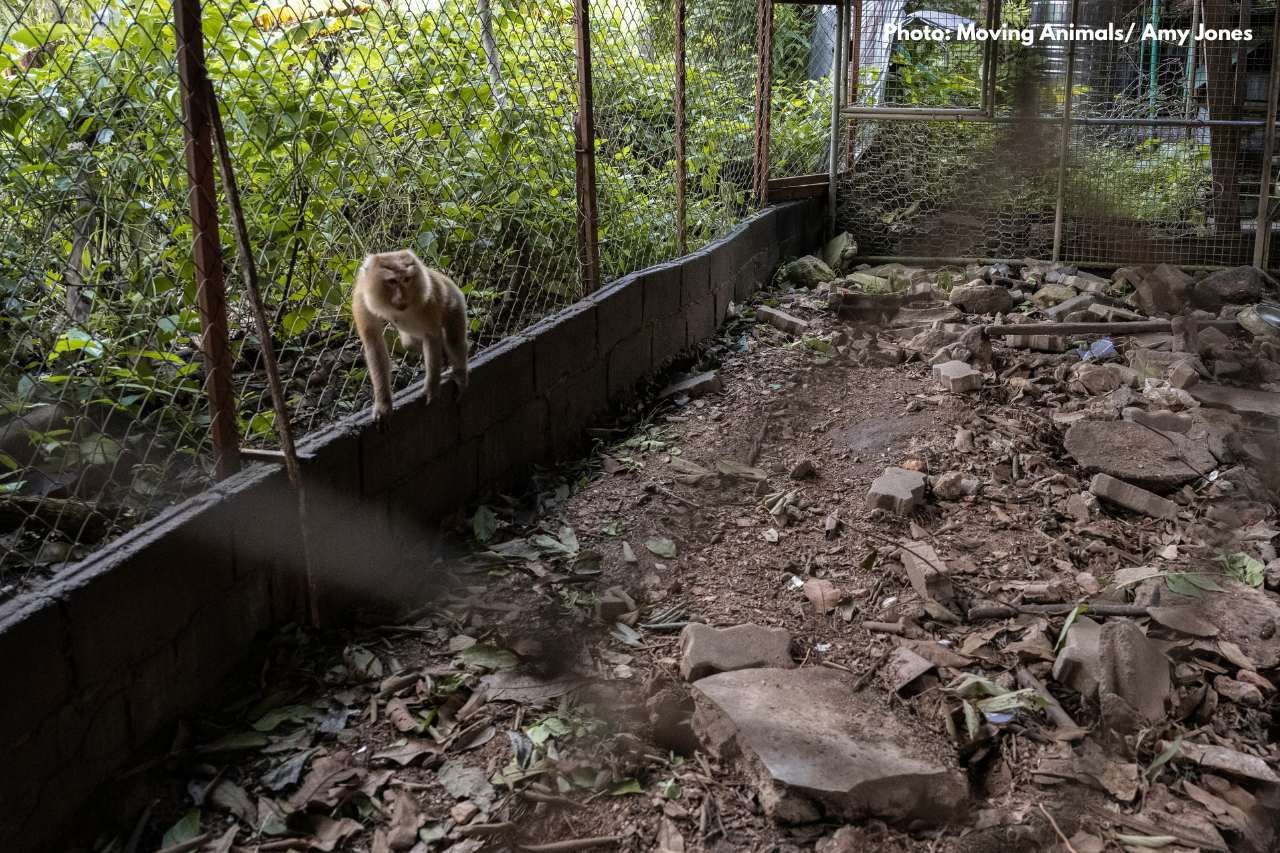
[
  {"left": 1129, "top": 409, "right": 1192, "bottom": 433},
  {"left": 885, "top": 646, "right": 936, "bottom": 695},
  {"left": 1168, "top": 362, "right": 1199, "bottom": 389},
  {"left": 1007, "top": 333, "right": 1070, "bottom": 352},
  {"left": 949, "top": 281, "right": 1014, "bottom": 315},
  {"left": 449, "top": 801, "right": 479, "bottom": 825},
  {"left": 954, "top": 428, "right": 975, "bottom": 451},
  {"left": 661, "top": 371, "right": 723, "bottom": 399},
  {"left": 1237, "top": 305, "right": 1280, "bottom": 342},
  {"left": 1190, "top": 583, "right": 1280, "bottom": 669},
  {"left": 1213, "top": 675, "right": 1263, "bottom": 707},
  {"left": 1089, "top": 473, "right": 1178, "bottom": 520},
  {"left": 1141, "top": 379, "right": 1197, "bottom": 411},
  {"left": 1135, "top": 264, "right": 1192, "bottom": 315},
  {"left": 1097, "top": 619, "right": 1172, "bottom": 730},
  {"left": 907, "top": 326, "right": 961, "bottom": 354},
  {"left": 690, "top": 667, "right": 968, "bottom": 825},
  {"left": 1064, "top": 420, "right": 1216, "bottom": 491},
  {"left": 828, "top": 289, "right": 903, "bottom": 323},
  {"left": 933, "top": 360, "right": 983, "bottom": 393},
  {"left": 1065, "top": 491, "right": 1099, "bottom": 522},
  {"left": 931, "top": 471, "right": 978, "bottom": 500},
  {"left": 1192, "top": 266, "right": 1266, "bottom": 311},
  {"left": 1052, "top": 616, "right": 1104, "bottom": 697},
  {"left": 1032, "top": 283, "right": 1077, "bottom": 308},
  {"left": 1073, "top": 363, "right": 1128, "bottom": 395},
  {"left": 892, "top": 305, "right": 960, "bottom": 327},
  {"left": 897, "top": 540, "right": 954, "bottom": 603},
  {"left": 867, "top": 467, "right": 927, "bottom": 515},
  {"left": 1045, "top": 293, "right": 1099, "bottom": 320},
  {"left": 783, "top": 255, "right": 836, "bottom": 289},
  {"left": 790, "top": 459, "right": 816, "bottom": 480},
  {"left": 1196, "top": 325, "right": 1234, "bottom": 360},
  {"left": 596, "top": 586, "right": 637, "bottom": 622},
  {"left": 679, "top": 623, "right": 794, "bottom": 682},
  {"left": 756, "top": 305, "right": 809, "bottom": 336},
  {"left": 821, "top": 234, "right": 858, "bottom": 274},
  {"left": 1190, "top": 383, "right": 1280, "bottom": 419}
]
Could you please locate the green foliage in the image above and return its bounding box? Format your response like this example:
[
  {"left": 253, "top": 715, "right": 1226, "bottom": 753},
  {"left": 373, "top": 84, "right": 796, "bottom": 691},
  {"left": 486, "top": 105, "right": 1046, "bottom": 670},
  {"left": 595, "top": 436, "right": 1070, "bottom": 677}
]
[{"left": 1069, "top": 137, "right": 1211, "bottom": 226}]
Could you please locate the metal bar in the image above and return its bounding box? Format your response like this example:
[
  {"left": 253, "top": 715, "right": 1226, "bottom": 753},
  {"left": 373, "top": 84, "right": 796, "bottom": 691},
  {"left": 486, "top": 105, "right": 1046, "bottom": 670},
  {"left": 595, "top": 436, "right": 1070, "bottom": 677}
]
[
  {"left": 752, "top": 0, "right": 774, "bottom": 206},
  {"left": 206, "top": 79, "right": 302, "bottom": 488},
  {"left": 844, "top": 0, "right": 860, "bottom": 165},
  {"left": 852, "top": 254, "right": 1251, "bottom": 272},
  {"left": 1253, "top": 2, "right": 1280, "bottom": 268},
  {"left": 984, "top": 319, "right": 1239, "bottom": 336},
  {"left": 1148, "top": 0, "right": 1160, "bottom": 117},
  {"left": 1184, "top": 0, "right": 1200, "bottom": 122},
  {"left": 840, "top": 110, "right": 1267, "bottom": 128},
  {"left": 174, "top": 0, "right": 239, "bottom": 481},
  {"left": 674, "top": 0, "right": 686, "bottom": 256},
  {"left": 827, "top": 0, "right": 845, "bottom": 233},
  {"left": 1051, "top": 0, "right": 1080, "bottom": 263},
  {"left": 572, "top": 0, "right": 600, "bottom": 292}
]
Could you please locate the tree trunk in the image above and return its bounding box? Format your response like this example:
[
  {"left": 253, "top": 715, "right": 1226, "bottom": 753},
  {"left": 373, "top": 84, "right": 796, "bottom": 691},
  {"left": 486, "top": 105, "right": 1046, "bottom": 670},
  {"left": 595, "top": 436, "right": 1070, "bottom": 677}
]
[{"left": 478, "top": 0, "right": 507, "bottom": 109}]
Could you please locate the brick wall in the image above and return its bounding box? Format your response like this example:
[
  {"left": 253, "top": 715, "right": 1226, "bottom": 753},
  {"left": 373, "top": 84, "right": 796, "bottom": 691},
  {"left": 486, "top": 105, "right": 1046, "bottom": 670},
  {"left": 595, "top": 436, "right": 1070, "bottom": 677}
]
[{"left": 0, "top": 199, "right": 824, "bottom": 852}]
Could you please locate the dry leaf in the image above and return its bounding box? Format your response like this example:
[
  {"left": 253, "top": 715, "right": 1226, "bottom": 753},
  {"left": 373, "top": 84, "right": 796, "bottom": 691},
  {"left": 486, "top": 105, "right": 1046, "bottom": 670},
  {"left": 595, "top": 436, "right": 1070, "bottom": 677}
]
[
  {"left": 803, "top": 578, "right": 840, "bottom": 614},
  {"left": 386, "top": 698, "right": 421, "bottom": 734},
  {"left": 386, "top": 789, "right": 423, "bottom": 850}
]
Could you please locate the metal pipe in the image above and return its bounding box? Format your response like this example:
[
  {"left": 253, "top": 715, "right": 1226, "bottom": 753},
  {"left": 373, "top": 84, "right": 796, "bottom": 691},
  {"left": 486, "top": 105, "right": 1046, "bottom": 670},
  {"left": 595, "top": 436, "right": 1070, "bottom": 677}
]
[
  {"left": 174, "top": 0, "right": 240, "bottom": 480},
  {"left": 984, "top": 319, "right": 1239, "bottom": 336},
  {"left": 851, "top": 254, "right": 1252, "bottom": 272},
  {"left": 1252, "top": 2, "right": 1280, "bottom": 268},
  {"left": 572, "top": 0, "right": 600, "bottom": 292},
  {"left": 1184, "top": 0, "right": 1200, "bottom": 122},
  {"left": 828, "top": 0, "right": 846, "bottom": 234},
  {"left": 1148, "top": 0, "right": 1160, "bottom": 117},
  {"left": 1052, "top": 0, "right": 1081, "bottom": 262},
  {"left": 674, "top": 0, "right": 686, "bottom": 255}
]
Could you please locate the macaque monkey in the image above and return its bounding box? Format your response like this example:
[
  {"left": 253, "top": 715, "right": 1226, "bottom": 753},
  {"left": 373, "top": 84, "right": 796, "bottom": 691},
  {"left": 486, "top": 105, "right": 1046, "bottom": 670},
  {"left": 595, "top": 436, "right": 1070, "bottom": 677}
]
[{"left": 353, "top": 249, "right": 469, "bottom": 424}]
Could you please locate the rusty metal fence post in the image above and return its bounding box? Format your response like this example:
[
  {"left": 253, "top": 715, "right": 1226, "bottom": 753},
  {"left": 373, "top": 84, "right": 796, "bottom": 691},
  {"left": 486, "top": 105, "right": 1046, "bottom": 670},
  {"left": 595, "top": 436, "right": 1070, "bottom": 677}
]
[
  {"left": 675, "top": 0, "right": 687, "bottom": 256},
  {"left": 1253, "top": 3, "right": 1280, "bottom": 269},
  {"left": 174, "top": 0, "right": 240, "bottom": 480},
  {"left": 752, "top": 0, "right": 774, "bottom": 206},
  {"left": 573, "top": 0, "right": 602, "bottom": 293}
]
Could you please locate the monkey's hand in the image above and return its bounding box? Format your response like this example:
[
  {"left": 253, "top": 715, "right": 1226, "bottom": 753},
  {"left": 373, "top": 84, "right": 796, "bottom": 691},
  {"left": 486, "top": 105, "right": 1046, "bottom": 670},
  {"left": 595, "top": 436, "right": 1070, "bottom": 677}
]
[
  {"left": 447, "top": 369, "right": 469, "bottom": 402},
  {"left": 373, "top": 401, "right": 391, "bottom": 430}
]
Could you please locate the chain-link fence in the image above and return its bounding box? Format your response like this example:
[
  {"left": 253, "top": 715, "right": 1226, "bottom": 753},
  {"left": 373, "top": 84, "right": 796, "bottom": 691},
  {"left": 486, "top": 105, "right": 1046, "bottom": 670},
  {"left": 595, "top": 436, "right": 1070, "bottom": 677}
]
[
  {"left": 839, "top": 0, "right": 1279, "bottom": 271},
  {"left": 0, "top": 0, "right": 832, "bottom": 589}
]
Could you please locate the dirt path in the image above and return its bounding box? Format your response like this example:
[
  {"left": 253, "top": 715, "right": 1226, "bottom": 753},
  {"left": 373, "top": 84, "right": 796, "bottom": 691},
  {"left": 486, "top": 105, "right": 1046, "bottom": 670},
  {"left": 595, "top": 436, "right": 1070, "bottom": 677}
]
[{"left": 74, "top": 270, "right": 1280, "bottom": 853}]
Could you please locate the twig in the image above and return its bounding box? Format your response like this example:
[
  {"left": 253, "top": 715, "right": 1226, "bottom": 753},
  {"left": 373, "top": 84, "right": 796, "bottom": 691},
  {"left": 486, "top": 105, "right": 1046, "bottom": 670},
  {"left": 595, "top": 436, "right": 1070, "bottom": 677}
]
[
  {"left": 1015, "top": 666, "right": 1082, "bottom": 734},
  {"left": 521, "top": 789, "right": 585, "bottom": 809},
  {"left": 821, "top": 659, "right": 853, "bottom": 672},
  {"left": 258, "top": 840, "right": 308, "bottom": 852},
  {"left": 654, "top": 483, "right": 703, "bottom": 509},
  {"left": 1038, "top": 804, "right": 1078, "bottom": 853},
  {"left": 460, "top": 821, "right": 516, "bottom": 837},
  {"left": 852, "top": 645, "right": 895, "bottom": 692},
  {"left": 968, "top": 602, "right": 1149, "bottom": 621},
  {"left": 862, "top": 620, "right": 905, "bottom": 635},
  {"left": 519, "top": 837, "right": 622, "bottom": 852}
]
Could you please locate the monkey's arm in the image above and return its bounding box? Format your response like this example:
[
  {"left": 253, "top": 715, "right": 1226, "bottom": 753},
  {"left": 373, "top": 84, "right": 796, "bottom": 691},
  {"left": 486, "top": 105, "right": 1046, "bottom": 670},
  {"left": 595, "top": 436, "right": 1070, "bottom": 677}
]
[{"left": 353, "top": 289, "right": 393, "bottom": 422}]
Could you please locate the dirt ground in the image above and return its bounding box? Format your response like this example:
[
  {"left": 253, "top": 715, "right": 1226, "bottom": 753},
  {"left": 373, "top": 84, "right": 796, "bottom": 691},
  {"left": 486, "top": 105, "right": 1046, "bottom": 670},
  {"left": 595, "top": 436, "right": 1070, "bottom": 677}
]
[{"left": 71, "top": 268, "right": 1280, "bottom": 853}]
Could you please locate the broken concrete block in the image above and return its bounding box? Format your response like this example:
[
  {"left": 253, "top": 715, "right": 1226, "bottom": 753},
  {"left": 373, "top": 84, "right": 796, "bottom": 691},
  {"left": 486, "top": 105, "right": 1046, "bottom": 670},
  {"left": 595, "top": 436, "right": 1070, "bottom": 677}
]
[
  {"left": 867, "top": 467, "right": 927, "bottom": 515},
  {"left": 1064, "top": 491, "right": 1099, "bottom": 522},
  {"left": 1097, "top": 619, "right": 1172, "bottom": 730},
  {"left": 1052, "top": 616, "right": 1104, "bottom": 698},
  {"left": 1135, "top": 264, "right": 1191, "bottom": 315},
  {"left": 783, "top": 256, "right": 836, "bottom": 289},
  {"left": 1089, "top": 473, "right": 1178, "bottom": 520},
  {"left": 896, "top": 540, "right": 954, "bottom": 603},
  {"left": 885, "top": 646, "right": 936, "bottom": 695},
  {"left": 1065, "top": 420, "right": 1216, "bottom": 490},
  {"left": 756, "top": 305, "right": 809, "bottom": 336},
  {"left": 1008, "top": 333, "right": 1070, "bottom": 352},
  {"left": 1190, "top": 384, "right": 1280, "bottom": 419},
  {"left": 660, "top": 370, "right": 723, "bottom": 399},
  {"left": 949, "top": 281, "right": 1013, "bottom": 315},
  {"left": 931, "top": 471, "right": 978, "bottom": 500},
  {"left": 690, "top": 667, "right": 968, "bottom": 825},
  {"left": 1187, "top": 582, "right": 1280, "bottom": 669},
  {"left": 821, "top": 234, "right": 859, "bottom": 274},
  {"left": 933, "top": 360, "right": 982, "bottom": 393},
  {"left": 1168, "top": 362, "right": 1199, "bottom": 390},
  {"left": 1064, "top": 271, "right": 1109, "bottom": 292},
  {"left": 1169, "top": 740, "right": 1280, "bottom": 784},
  {"left": 679, "top": 623, "right": 794, "bottom": 682}
]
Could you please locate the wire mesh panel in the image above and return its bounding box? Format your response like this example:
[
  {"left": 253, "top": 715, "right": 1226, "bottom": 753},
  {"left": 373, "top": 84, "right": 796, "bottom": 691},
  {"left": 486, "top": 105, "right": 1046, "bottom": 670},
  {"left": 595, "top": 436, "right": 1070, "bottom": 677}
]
[
  {"left": 0, "top": 2, "right": 216, "bottom": 587},
  {"left": 769, "top": 4, "right": 832, "bottom": 176}
]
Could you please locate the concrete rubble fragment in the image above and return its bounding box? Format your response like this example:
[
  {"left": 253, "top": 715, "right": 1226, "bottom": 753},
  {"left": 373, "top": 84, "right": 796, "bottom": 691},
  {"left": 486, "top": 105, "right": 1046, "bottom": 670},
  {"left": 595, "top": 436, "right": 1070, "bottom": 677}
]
[
  {"left": 933, "top": 360, "right": 982, "bottom": 393},
  {"left": 1089, "top": 473, "right": 1178, "bottom": 520},
  {"left": 678, "top": 623, "right": 794, "bottom": 682},
  {"left": 660, "top": 370, "right": 723, "bottom": 399},
  {"left": 756, "top": 305, "right": 810, "bottom": 336},
  {"left": 949, "top": 281, "right": 1013, "bottom": 315},
  {"left": 867, "top": 467, "right": 927, "bottom": 515},
  {"left": 896, "top": 540, "right": 954, "bottom": 603},
  {"left": 690, "top": 668, "right": 968, "bottom": 824},
  {"left": 1065, "top": 420, "right": 1215, "bottom": 491}
]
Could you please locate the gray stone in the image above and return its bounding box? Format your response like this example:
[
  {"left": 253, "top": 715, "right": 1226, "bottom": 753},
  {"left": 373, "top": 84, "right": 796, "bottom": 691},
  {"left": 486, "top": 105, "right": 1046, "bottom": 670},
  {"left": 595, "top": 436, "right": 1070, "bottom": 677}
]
[
  {"left": 691, "top": 667, "right": 968, "bottom": 825},
  {"left": 756, "top": 305, "right": 810, "bottom": 336},
  {"left": 660, "top": 371, "right": 723, "bottom": 399},
  {"left": 679, "top": 623, "right": 794, "bottom": 682},
  {"left": 1135, "top": 264, "right": 1192, "bottom": 316},
  {"left": 1213, "top": 675, "right": 1263, "bottom": 707},
  {"left": 1190, "top": 384, "right": 1280, "bottom": 419},
  {"left": 1008, "top": 333, "right": 1071, "bottom": 352},
  {"left": 1052, "top": 616, "right": 1104, "bottom": 698},
  {"left": 821, "top": 234, "right": 859, "bottom": 274},
  {"left": 1065, "top": 491, "right": 1099, "bottom": 522},
  {"left": 1237, "top": 305, "right": 1280, "bottom": 342},
  {"left": 1089, "top": 473, "right": 1178, "bottom": 520},
  {"left": 1192, "top": 266, "right": 1267, "bottom": 312},
  {"left": 789, "top": 459, "right": 816, "bottom": 480},
  {"left": 892, "top": 305, "right": 960, "bottom": 327},
  {"left": 1168, "top": 362, "right": 1199, "bottom": 389},
  {"left": 1128, "top": 409, "right": 1193, "bottom": 433},
  {"left": 783, "top": 256, "right": 836, "bottom": 289},
  {"left": 1065, "top": 420, "right": 1216, "bottom": 491},
  {"left": 897, "top": 540, "right": 954, "bottom": 603},
  {"left": 1098, "top": 619, "right": 1172, "bottom": 731},
  {"left": 931, "top": 471, "right": 978, "bottom": 500},
  {"left": 1171, "top": 740, "right": 1280, "bottom": 784},
  {"left": 867, "top": 467, "right": 927, "bottom": 515},
  {"left": 933, "top": 360, "right": 982, "bottom": 393},
  {"left": 1032, "top": 283, "right": 1078, "bottom": 308},
  {"left": 949, "top": 282, "right": 1014, "bottom": 315}
]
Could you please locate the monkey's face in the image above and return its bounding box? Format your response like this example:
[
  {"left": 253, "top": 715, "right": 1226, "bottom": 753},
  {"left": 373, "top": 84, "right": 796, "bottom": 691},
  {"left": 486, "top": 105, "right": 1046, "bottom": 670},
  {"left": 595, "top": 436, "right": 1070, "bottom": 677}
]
[{"left": 372, "top": 254, "right": 420, "bottom": 312}]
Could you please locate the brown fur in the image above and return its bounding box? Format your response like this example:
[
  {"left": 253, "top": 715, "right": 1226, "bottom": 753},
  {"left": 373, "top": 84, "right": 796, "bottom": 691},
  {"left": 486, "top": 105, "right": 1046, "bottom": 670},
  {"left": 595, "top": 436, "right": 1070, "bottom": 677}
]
[{"left": 352, "top": 249, "right": 469, "bottom": 423}]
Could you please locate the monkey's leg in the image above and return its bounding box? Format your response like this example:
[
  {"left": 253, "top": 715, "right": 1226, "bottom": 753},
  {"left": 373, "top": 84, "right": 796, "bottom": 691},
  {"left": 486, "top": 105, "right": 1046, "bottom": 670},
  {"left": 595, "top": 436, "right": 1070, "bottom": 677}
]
[
  {"left": 422, "top": 335, "right": 444, "bottom": 405},
  {"left": 443, "top": 303, "right": 470, "bottom": 394},
  {"left": 354, "top": 302, "right": 394, "bottom": 424}
]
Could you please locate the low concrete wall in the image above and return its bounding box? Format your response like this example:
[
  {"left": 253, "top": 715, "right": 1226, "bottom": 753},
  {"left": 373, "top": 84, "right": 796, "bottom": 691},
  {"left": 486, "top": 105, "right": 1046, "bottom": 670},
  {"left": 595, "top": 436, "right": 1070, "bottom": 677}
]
[{"left": 0, "top": 199, "right": 824, "bottom": 851}]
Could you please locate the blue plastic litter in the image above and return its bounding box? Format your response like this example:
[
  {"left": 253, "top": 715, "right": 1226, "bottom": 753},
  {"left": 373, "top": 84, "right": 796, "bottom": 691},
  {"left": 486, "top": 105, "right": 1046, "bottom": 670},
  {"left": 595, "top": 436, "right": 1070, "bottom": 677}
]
[{"left": 1078, "top": 338, "right": 1116, "bottom": 362}]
